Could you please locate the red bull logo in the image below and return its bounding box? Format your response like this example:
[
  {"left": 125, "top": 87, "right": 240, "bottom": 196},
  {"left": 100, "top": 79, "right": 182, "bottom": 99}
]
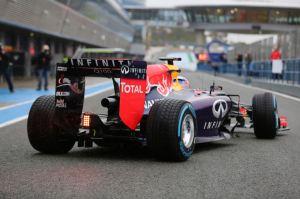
[{"left": 145, "top": 64, "right": 172, "bottom": 97}]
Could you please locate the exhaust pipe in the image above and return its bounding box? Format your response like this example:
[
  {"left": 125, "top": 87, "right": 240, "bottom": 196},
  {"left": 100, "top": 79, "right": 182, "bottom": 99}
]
[{"left": 101, "top": 97, "right": 117, "bottom": 108}]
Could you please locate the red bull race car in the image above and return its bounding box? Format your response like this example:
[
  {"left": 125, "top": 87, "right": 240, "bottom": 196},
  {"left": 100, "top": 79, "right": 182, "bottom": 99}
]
[{"left": 27, "top": 57, "right": 289, "bottom": 161}]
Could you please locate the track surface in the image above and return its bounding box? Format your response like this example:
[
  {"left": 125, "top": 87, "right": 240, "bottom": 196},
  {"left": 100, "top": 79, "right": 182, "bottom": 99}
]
[{"left": 0, "top": 72, "right": 299, "bottom": 199}]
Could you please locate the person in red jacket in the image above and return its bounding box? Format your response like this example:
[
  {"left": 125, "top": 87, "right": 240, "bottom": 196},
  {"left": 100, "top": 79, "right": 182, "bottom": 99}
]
[
  {"left": 270, "top": 47, "right": 282, "bottom": 80},
  {"left": 270, "top": 47, "right": 281, "bottom": 60}
]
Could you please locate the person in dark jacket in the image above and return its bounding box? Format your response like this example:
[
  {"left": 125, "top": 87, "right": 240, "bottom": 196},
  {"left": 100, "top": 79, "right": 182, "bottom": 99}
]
[
  {"left": 0, "top": 44, "right": 14, "bottom": 93},
  {"left": 36, "top": 45, "right": 52, "bottom": 90},
  {"left": 245, "top": 53, "right": 252, "bottom": 76},
  {"left": 236, "top": 54, "right": 243, "bottom": 76}
]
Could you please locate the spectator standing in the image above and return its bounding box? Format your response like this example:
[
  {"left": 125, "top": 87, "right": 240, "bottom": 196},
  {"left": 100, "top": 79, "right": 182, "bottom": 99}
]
[
  {"left": 0, "top": 44, "right": 14, "bottom": 93},
  {"left": 211, "top": 63, "right": 219, "bottom": 76},
  {"left": 236, "top": 54, "right": 243, "bottom": 76},
  {"left": 220, "top": 52, "right": 228, "bottom": 73},
  {"left": 270, "top": 47, "right": 282, "bottom": 80},
  {"left": 36, "top": 45, "right": 52, "bottom": 91},
  {"left": 245, "top": 53, "right": 252, "bottom": 76}
]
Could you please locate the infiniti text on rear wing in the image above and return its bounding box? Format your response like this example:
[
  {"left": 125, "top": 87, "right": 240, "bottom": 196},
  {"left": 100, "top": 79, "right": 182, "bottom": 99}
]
[{"left": 55, "top": 59, "right": 147, "bottom": 130}]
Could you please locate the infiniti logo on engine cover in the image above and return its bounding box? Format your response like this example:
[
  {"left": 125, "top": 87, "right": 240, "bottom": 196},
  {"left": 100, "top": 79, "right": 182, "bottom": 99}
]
[{"left": 212, "top": 99, "right": 228, "bottom": 119}]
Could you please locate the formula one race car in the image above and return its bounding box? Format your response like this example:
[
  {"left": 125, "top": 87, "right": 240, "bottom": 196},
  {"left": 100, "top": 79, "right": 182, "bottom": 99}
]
[{"left": 27, "top": 57, "right": 289, "bottom": 161}]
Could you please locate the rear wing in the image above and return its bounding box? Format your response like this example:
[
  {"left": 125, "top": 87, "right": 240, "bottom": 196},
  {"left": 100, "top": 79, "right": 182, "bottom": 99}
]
[{"left": 55, "top": 59, "right": 147, "bottom": 130}]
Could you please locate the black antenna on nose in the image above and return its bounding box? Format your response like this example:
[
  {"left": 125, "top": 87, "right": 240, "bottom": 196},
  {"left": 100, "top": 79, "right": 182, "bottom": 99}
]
[{"left": 210, "top": 81, "right": 215, "bottom": 95}]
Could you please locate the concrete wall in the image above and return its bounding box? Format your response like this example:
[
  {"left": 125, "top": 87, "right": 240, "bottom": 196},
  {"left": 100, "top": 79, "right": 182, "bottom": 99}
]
[{"left": 0, "top": 0, "right": 132, "bottom": 49}]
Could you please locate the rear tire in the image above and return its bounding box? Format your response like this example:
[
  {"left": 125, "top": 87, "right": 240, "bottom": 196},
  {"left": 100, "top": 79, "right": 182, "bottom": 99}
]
[
  {"left": 146, "top": 99, "right": 196, "bottom": 161},
  {"left": 27, "top": 95, "right": 75, "bottom": 153},
  {"left": 252, "top": 93, "right": 278, "bottom": 139}
]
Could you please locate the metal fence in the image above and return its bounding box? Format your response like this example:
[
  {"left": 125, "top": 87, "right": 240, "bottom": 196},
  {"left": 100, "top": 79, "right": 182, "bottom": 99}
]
[{"left": 198, "top": 59, "right": 300, "bottom": 86}]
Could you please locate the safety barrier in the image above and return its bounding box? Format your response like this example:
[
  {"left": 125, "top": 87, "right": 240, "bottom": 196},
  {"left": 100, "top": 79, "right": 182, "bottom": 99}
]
[{"left": 198, "top": 59, "right": 300, "bottom": 86}]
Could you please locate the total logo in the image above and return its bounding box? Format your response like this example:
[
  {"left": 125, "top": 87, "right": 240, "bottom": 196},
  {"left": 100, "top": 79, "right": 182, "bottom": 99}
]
[
  {"left": 212, "top": 99, "right": 228, "bottom": 119},
  {"left": 120, "top": 82, "right": 143, "bottom": 94}
]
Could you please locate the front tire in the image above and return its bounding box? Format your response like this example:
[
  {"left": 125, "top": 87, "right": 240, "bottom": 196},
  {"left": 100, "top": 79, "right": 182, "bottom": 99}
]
[
  {"left": 252, "top": 93, "right": 278, "bottom": 139},
  {"left": 27, "top": 95, "right": 75, "bottom": 153},
  {"left": 146, "top": 99, "right": 196, "bottom": 161}
]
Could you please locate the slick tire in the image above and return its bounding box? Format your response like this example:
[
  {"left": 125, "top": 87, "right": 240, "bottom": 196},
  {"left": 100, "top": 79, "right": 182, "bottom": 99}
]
[
  {"left": 146, "top": 99, "right": 196, "bottom": 161},
  {"left": 27, "top": 95, "right": 75, "bottom": 153},
  {"left": 252, "top": 92, "right": 278, "bottom": 139}
]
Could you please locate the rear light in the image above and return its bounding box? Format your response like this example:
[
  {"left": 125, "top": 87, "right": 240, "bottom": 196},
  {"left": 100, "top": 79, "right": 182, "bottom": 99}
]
[
  {"left": 82, "top": 113, "right": 91, "bottom": 128},
  {"left": 239, "top": 107, "right": 247, "bottom": 117},
  {"left": 280, "top": 116, "right": 288, "bottom": 128}
]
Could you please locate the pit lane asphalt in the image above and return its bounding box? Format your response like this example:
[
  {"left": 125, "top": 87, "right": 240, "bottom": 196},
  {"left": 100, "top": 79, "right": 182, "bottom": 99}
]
[{"left": 0, "top": 71, "right": 299, "bottom": 199}]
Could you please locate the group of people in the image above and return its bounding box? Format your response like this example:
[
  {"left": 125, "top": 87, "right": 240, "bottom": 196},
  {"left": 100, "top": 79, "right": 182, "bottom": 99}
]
[
  {"left": 235, "top": 47, "right": 282, "bottom": 79},
  {"left": 0, "top": 44, "right": 52, "bottom": 93}
]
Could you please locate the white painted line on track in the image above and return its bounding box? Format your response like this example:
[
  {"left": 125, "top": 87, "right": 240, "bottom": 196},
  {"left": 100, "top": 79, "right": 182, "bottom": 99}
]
[
  {"left": 0, "top": 100, "right": 35, "bottom": 111},
  {"left": 0, "top": 82, "right": 113, "bottom": 128},
  {"left": 0, "top": 81, "right": 111, "bottom": 111},
  {"left": 214, "top": 75, "right": 300, "bottom": 103},
  {"left": 0, "top": 115, "right": 29, "bottom": 128},
  {"left": 85, "top": 82, "right": 110, "bottom": 89}
]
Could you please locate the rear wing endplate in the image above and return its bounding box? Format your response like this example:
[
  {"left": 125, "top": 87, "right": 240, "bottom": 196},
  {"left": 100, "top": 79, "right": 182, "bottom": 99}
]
[{"left": 55, "top": 59, "right": 147, "bottom": 130}]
